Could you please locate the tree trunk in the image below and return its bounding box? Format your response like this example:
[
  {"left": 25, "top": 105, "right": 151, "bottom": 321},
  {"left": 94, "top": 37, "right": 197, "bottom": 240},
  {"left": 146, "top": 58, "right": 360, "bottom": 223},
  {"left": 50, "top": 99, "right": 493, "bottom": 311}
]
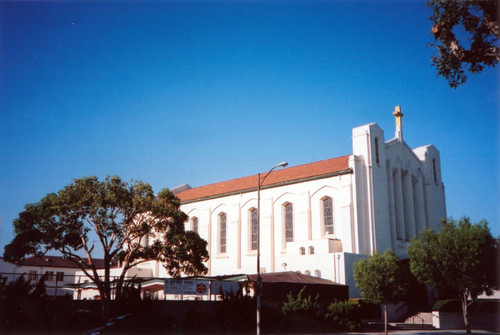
[
  {"left": 101, "top": 298, "right": 111, "bottom": 322},
  {"left": 100, "top": 255, "right": 112, "bottom": 321},
  {"left": 384, "top": 303, "right": 388, "bottom": 335},
  {"left": 461, "top": 291, "right": 471, "bottom": 334}
]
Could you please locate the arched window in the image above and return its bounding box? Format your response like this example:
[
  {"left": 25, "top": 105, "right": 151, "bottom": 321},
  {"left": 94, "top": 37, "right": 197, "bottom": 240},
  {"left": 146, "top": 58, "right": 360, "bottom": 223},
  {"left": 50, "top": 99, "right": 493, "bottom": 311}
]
[
  {"left": 219, "top": 213, "right": 227, "bottom": 254},
  {"left": 250, "top": 208, "right": 258, "bottom": 251},
  {"left": 314, "top": 270, "right": 321, "bottom": 278},
  {"left": 191, "top": 217, "right": 198, "bottom": 233},
  {"left": 300, "top": 247, "right": 305, "bottom": 255},
  {"left": 284, "top": 203, "right": 293, "bottom": 242},
  {"left": 322, "top": 197, "right": 334, "bottom": 235},
  {"left": 305, "top": 270, "right": 311, "bottom": 276},
  {"left": 308, "top": 246, "right": 315, "bottom": 255}
]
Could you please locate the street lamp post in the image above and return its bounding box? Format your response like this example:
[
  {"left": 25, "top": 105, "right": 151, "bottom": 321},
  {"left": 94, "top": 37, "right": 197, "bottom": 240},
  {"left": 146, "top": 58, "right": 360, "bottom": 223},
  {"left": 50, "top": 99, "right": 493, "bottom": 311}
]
[{"left": 256, "top": 161, "right": 288, "bottom": 335}]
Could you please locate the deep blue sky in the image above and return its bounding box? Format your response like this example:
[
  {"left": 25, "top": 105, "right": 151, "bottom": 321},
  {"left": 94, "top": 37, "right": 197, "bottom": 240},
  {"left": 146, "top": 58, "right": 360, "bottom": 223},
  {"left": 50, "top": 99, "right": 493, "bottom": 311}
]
[{"left": 0, "top": 0, "right": 498, "bottom": 254}]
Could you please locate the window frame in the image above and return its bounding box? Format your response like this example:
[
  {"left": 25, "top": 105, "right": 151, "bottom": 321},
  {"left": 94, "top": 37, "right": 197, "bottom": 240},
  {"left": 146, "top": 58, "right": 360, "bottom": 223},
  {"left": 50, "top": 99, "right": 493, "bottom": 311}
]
[
  {"left": 191, "top": 217, "right": 199, "bottom": 233},
  {"left": 56, "top": 271, "right": 64, "bottom": 281},
  {"left": 249, "top": 208, "right": 258, "bottom": 251},
  {"left": 321, "top": 196, "right": 334, "bottom": 236},
  {"left": 283, "top": 202, "right": 294, "bottom": 243},
  {"left": 45, "top": 271, "right": 54, "bottom": 282},
  {"left": 28, "top": 270, "right": 37, "bottom": 281},
  {"left": 218, "top": 213, "right": 227, "bottom": 254}
]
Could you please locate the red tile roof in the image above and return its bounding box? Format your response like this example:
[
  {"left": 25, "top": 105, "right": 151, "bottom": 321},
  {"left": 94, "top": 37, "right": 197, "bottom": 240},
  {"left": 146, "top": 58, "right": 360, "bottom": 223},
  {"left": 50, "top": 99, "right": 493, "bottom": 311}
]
[{"left": 176, "top": 155, "right": 351, "bottom": 203}]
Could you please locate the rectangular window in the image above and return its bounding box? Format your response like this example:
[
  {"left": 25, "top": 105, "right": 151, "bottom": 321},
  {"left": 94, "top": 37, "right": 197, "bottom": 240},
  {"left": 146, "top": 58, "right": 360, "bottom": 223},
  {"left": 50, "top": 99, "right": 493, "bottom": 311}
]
[
  {"left": 45, "top": 271, "right": 54, "bottom": 281},
  {"left": 28, "top": 270, "right": 37, "bottom": 281},
  {"left": 433, "top": 158, "right": 437, "bottom": 184},
  {"left": 285, "top": 203, "right": 293, "bottom": 242},
  {"left": 192, "top": 217, "right": 198, "bottom": 233},
  {"left": 56, "top": 272, "right": 64, "bottom": 281},
  {"left": 219, "top": 213, "right": 226, "bottom": 253},
  {"left": 323, "top": 197, "right": 334, "bottom": 235},
  {"left": 250, "top": 209, "right": 258, "bottom": 251}
]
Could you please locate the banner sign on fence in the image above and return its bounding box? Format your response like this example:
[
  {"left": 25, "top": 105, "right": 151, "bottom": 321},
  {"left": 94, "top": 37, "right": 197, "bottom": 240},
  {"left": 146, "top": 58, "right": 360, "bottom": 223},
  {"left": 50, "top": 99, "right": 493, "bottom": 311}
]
[{"left": 164, "top": 279, "right": 210, "bottom": 295}]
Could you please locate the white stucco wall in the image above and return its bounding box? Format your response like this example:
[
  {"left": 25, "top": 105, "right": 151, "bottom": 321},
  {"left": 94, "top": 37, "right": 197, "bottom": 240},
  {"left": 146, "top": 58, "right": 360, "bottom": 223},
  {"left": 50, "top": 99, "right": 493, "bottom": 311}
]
[
  {"left": 0, "top": 258, "right": 79, "bottom": 297},
  {"left": 352, "top": 122, "right": 446, "bottom": 259},
  {"left": 181, "top": 169, "right": 354, "bottom": 279}
]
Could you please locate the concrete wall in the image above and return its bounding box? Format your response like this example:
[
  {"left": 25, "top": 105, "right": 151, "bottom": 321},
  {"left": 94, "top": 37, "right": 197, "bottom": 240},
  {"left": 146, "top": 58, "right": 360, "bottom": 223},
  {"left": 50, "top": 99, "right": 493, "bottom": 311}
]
[
  {"left": 352, "top": 122, "right": 446, "bottom": 259},
  {"left": 179, "top": 170, "right": 354, "bottom": 282},
  {"left": 432, "top": 311, "right": 500, "bottom": 331}
]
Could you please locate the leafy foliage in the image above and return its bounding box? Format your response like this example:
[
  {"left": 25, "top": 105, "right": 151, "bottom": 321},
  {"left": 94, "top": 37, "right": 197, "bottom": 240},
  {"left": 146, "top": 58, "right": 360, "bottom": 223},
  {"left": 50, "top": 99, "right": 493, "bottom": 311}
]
[
  {"left": 3, "top": 176, "right": 209, "bottom": 318},
  {"left": 353, "top": 249, "right": 405, "bottom": 305},
  {"left": 354, "top": 249, "right": 406, "bottom": 335},
  {"left": 427, "top": 0, "right": 499, "bottom": 88},
  {"left": 281, "top": 286, "right": 319, "bottom": 318},
  {"left": 407, "top": 217, "right": 498, "bottom": 333},
  {"left": 408, "top": 217, "right": 498, "bottom": 299},
  {"left": 325, "top": 299, "right": 362, "bottom": 331}
]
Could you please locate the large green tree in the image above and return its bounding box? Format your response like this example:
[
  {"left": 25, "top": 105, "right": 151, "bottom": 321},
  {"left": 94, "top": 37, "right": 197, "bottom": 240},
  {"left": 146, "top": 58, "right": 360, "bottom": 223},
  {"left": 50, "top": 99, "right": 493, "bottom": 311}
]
[
  {"left": 3, "top": 176, "right": 209, "bottom": 319},
  {"left": 353, "top": 249, "right": 406, "bottom": 335},
  {"left": 427, "top": 0, "right": 499, "bottom": 88},
  {"left": 407, "top": 217, "right": 498, "bottom": 334}
]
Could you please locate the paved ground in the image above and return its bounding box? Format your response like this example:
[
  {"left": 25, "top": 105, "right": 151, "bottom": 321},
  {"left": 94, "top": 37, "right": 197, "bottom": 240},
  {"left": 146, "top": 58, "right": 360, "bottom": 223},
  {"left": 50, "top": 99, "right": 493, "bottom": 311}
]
[
  {"left": 272, "top": 330, "right": 500, "bottom": 335},
  {"left": 340, "top": 331, "right": 500, "bottom": 335}
]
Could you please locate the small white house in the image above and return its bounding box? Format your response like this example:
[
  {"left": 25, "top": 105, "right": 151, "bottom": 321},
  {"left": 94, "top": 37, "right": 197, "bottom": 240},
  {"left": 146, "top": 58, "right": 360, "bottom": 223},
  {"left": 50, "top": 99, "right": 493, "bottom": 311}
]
[{"left": 0, "top": 255, "right": 95, "bottom": 298}]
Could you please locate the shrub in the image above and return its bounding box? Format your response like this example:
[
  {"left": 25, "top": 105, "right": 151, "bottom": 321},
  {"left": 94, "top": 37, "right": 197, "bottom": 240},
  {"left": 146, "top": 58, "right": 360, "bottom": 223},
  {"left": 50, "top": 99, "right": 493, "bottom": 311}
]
[
  {"left": 325, "top": 299, "right": 362, "bottom": 331},
  {"left": 281, "top": 286, "right": 319, "bottom": 319}
]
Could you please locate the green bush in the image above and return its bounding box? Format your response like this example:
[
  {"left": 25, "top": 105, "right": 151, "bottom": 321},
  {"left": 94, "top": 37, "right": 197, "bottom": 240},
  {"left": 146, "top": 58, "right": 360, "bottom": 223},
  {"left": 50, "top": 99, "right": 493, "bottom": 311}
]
[
  {"left": 281, "top": 286, "right": 319, "bottom": 319},
  {"left": 325, "top": 299, "right": 362, "bottom": 331}
]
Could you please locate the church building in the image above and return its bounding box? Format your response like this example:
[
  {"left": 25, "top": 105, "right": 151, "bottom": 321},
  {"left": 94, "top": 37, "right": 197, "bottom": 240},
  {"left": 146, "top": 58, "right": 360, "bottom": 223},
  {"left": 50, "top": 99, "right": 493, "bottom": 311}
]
[{"left": 172, "top": 107, "right": 446, "bottom": 297}]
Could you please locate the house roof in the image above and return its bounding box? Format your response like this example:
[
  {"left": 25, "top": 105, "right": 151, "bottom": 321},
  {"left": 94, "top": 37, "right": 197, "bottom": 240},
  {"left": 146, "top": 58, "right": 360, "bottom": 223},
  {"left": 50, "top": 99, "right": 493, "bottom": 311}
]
[
  {"left": 247, "top": 271, "right": 345, "bottom": 286},
  {"left": 176, "top": 155, "right": 351, "bottom": 203},
  {"left": 14, "top": 255, "right": 113, "bottom": 269}
]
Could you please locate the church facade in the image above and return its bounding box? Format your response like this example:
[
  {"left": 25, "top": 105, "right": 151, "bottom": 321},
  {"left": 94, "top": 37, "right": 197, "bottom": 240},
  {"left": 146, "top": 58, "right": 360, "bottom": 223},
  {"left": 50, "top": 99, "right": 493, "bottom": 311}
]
[{"left": 173, "top": 108, "right": 446, "bottom": 297}]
